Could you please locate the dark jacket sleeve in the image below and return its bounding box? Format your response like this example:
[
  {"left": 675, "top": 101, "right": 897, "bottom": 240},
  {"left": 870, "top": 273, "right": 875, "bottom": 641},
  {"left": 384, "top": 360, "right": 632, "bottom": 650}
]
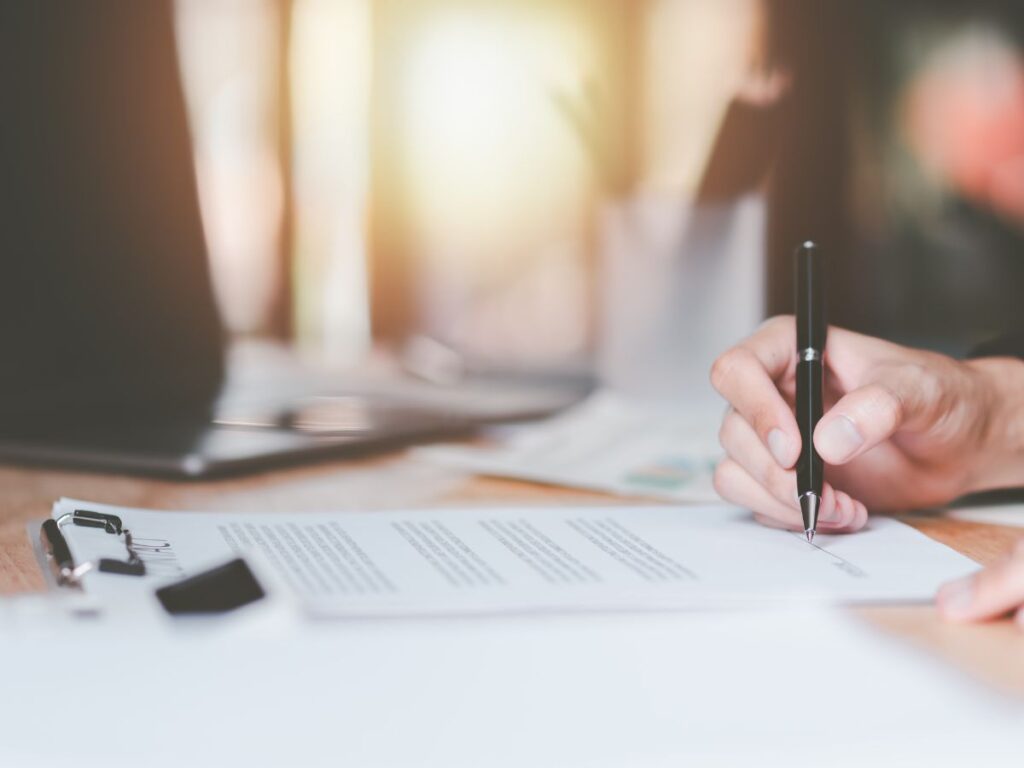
[{"left": 970, "top": 333, "right": 1024, "bottom": 359}]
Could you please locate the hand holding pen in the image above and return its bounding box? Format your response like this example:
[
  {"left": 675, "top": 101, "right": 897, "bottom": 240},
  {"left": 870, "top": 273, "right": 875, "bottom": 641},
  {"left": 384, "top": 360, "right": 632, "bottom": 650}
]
[
  {"left": 708, "top": 252, "right": 1010, "bottom": 533},
  {"left": 709, "top": 242, "right": 1024, "bottom": 630}
]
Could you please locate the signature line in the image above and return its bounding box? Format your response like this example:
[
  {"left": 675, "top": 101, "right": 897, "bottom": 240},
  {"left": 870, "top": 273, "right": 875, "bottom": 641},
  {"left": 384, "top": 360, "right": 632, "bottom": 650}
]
[{"left": 789, "top": 532, "right": 868, "bottom": 577}]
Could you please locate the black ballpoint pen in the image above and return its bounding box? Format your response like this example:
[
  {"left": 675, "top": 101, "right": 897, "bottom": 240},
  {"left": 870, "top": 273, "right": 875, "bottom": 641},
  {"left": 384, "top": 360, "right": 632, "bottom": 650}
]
[{"left": 795, "top": 241, "right": 825, "bottom": 543}]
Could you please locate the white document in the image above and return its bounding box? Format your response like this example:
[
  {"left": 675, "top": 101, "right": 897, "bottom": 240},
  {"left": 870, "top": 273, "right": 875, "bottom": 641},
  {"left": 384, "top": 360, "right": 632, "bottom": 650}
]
[
  {"left": 1, "top": 607, "right": 1022, "bottom": 767},
  {"left": 52, "top": 497, "right": 977, "bottom": 616},
  {"left": 414, "top": 391, "right": 722, "bottom": 502}
]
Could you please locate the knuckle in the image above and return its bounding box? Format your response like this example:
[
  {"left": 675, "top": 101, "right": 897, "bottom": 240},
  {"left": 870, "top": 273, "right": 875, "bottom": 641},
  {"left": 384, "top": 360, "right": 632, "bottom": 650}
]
[
  {"left": 749, "top": 408, "right": 777, "bottom": 440},
  {"left": 712, "top": 460, "right": 734, "bottom": 500},
  {"left": 717, "top": 410, "right": 741, "bottom": 451},
  {"left": 710, "top": 348, "right": 752, "bottom": 395},
  {"left": 901, "top": 362, "right": 942, "bottom": 404},
  {"left": 866, "top": 384, "right": 904, "bottom": 430},
  {"left": 717, "top": 420, "right": 729, "bottom": 451}
]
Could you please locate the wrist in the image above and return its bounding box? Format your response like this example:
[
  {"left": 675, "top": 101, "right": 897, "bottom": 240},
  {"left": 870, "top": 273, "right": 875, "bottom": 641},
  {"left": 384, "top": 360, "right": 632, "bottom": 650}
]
[{"left": 963, "top": 356, "right": 1024, "bottom": 493}]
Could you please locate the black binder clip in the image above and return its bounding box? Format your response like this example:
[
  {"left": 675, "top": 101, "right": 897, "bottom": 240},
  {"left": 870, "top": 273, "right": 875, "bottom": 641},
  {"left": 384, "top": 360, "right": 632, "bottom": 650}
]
[
  {"left": 40, "top": 509, "right": 147, "bottom": 587},
  {"left": 155, "top": 558, "right": 265, "bottom": 615}
]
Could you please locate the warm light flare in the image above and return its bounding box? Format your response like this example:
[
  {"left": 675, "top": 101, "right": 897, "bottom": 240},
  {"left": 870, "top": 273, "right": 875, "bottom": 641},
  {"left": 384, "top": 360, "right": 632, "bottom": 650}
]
[{"left": 400, "top": 9, "right": 595, "bottom": 265}]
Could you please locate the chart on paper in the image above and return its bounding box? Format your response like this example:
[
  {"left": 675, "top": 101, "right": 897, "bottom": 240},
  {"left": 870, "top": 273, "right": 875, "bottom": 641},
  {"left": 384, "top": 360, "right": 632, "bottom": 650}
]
[{"left": 414, "top": 391, "right": 722, "bottom": 502}]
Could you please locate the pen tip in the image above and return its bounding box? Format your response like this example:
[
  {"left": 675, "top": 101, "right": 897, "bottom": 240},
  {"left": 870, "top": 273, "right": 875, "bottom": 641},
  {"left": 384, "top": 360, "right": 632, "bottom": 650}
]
[{"left": 799, "top": 493, "right": 819, "bottom": 541}]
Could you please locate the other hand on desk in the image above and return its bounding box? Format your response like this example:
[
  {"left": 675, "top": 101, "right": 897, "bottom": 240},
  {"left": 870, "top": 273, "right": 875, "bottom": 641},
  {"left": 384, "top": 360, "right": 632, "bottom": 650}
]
[
  {"left": 938, "top": 539, "right": 1024, "bottom": 629},
  {"left": 709, "top": 315, "right": 1024, "bottom": 534}
]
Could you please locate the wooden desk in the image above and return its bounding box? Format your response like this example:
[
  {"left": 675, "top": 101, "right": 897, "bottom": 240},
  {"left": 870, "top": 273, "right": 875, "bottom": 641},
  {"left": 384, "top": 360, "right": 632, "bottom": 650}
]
[{"left": 3, "top": 454, "right": 1023, "bottom": 695}]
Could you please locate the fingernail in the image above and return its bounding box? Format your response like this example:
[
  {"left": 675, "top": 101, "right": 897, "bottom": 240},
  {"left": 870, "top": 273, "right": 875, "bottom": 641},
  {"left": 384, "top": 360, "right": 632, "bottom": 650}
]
[
  {"left": 767, "top": 429, "right": 794, "bottom": 467},
  {"left": 815, "top": 416, "right": 864, "bottom": 462},
  {"left": 938, "top": 578, "right": 974, "bottom": 619}
]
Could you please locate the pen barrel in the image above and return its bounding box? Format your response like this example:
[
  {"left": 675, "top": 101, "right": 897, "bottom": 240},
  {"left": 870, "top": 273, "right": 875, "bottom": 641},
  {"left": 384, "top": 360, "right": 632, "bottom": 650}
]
[
  {"left": 796, "top": 358, "right": 824, "bottom": 496},
  {"left": 796, "top": 242, "right": 826, "bottom": 352}
]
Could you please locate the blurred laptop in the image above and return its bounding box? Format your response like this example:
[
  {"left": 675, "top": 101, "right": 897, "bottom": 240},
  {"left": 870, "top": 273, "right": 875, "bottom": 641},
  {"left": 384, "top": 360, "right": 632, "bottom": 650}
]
[{"left": 0, "top": 2, "right": 584, "bottom": 478}]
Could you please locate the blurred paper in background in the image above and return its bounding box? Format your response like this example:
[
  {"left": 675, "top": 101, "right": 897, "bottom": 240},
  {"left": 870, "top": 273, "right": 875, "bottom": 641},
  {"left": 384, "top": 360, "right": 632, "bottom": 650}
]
[{"left": 416, "top": 391, "right": 721, "bottom": 503}]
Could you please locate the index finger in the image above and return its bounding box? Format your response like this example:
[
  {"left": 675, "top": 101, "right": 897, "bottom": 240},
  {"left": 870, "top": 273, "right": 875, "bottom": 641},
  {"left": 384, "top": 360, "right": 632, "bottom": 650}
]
[{"left": 710, "top": 316, "right": 800, "bottom": 468}]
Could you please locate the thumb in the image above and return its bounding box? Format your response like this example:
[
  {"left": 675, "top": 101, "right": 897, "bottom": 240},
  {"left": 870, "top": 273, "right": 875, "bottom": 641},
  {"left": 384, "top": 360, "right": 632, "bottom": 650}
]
[{"left": 813, "top": 373, "right": 933, "bottom": 464}]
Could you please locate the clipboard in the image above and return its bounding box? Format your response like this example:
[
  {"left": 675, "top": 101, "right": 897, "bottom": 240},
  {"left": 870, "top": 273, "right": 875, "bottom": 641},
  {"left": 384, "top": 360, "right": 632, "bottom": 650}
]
[{"left": 35, "top": 507, "right": 267, "bottom": 615}]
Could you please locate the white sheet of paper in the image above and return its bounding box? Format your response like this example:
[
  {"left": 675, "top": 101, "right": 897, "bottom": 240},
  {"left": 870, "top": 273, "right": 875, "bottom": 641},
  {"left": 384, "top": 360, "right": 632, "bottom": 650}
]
[
  {"left": 1, "top": 606, "right": 1021, "bottom": 767},
  {"left": 413, "top": 391, "right": 722, "bottom": 502},
  {"left": 53, "top": 497, "right": 978, "bottom": 616}
]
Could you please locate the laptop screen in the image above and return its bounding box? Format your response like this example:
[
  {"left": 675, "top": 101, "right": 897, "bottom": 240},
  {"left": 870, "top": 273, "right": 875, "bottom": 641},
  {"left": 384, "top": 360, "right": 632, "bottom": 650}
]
[{"left": 0, "top": 1, "right": 224, "bottom": 428}]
